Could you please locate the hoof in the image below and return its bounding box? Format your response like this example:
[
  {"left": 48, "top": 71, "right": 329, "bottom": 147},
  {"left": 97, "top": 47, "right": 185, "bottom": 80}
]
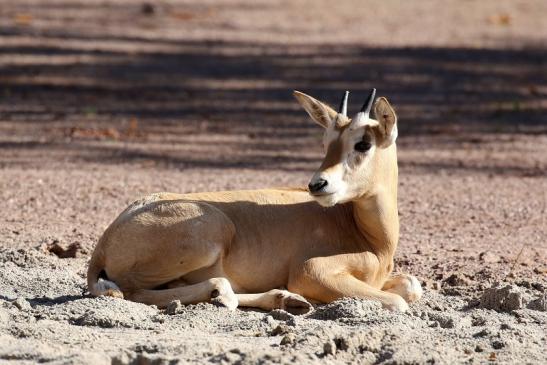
[
  {"left": 210, "top": 292, "right": 238, "bottom": 310},
  {"left": 270, "top": 290, "right": 314, "bottom": 315},
  {"left": 284, "top": 295, "right": 313, "bottom": 315},
  {"left": 384, "top": 274, "right": 423, "bottom": 304},
  {"left": 209, "top": 278, "right": 238, "bottom": 310}
]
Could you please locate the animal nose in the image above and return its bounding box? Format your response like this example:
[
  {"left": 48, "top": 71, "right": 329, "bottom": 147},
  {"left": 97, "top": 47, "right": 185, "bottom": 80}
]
[{"left": 308, "top": 178, "right": 328, "bottom": 193}]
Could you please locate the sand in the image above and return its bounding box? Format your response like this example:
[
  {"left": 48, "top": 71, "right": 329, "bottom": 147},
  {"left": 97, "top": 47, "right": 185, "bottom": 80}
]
[{"left": 1, "top": 0, "right": 546, "bottom": 363}]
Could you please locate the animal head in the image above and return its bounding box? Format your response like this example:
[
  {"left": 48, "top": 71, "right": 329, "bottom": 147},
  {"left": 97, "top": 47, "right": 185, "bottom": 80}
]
[{"left": 294, "top": 89, "right": 398, "bottom": 207}]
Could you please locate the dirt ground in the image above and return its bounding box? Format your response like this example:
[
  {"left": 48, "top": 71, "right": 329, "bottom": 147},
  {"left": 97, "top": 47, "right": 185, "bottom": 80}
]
[{"left": 0, "top": 0, "right": 546, "bottom": 364}]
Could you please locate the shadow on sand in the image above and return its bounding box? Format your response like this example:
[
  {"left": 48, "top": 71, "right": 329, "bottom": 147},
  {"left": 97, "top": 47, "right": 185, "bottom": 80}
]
[{"left": 1, "top": 19, "right": 545, "bottom": 174}]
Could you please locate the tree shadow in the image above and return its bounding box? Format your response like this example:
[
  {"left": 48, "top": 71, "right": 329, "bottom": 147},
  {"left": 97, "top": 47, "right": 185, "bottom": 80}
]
[{"left": 0, "top": 12, "right": 545, "bottom": 175}]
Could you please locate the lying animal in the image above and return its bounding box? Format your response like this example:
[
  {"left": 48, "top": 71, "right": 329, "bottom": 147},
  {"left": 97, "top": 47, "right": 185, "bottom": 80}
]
[{"left": 87, "top": 89, "right": 422, "bottom": 313}]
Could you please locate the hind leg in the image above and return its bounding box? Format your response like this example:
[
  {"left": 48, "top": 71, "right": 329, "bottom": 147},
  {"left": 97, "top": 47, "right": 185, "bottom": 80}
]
[
  {"left": 382, "top": 273, "right": 423, "bottom": 303},
  {"left": 236, "top": 289, "right": 313, "bottom": 314},
  {"left": 127, "top": 277, "right": 238, "bottom": 309},
  {"left": 96, "top": 200, "right": 237, "bottom": 296},
  {"left": 164, "top": 279, "right": 313, "bottom": 314}
]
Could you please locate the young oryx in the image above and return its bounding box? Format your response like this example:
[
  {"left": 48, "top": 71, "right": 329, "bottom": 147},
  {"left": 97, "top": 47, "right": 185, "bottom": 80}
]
[{"left": 87, "top": 89, "right": 422, "bottom": 313}]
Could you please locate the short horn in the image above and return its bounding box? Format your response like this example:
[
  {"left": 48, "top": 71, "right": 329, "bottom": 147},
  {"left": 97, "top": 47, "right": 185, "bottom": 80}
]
[
  {"left": 360, "top": 88, "right": 376, "bottom": 115},
  {"left": 350, "top": 88, "right": 377, "bottom": 128},
  {"left": 338, "top": 91, "right": 349, "bottom": 116}
]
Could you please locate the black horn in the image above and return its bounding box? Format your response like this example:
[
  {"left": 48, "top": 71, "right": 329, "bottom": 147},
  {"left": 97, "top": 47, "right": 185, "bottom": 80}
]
[
  {"left": 338, "top": 91, "right": 349, "bottom": 116},
  {"left": 360, "top": 88, "right": 377, "bottom": 114}
]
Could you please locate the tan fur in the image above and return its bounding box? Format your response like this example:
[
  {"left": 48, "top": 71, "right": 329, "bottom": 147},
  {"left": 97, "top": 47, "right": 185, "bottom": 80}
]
[
  {"left": 373, "top": 97, "right": 398, "bottom": 147},
  {"left": 320, "top": 137, "right": 345, "bottom": 171},
  {"left": 87, "top": 91, "right": 422, "bottom": 313}
]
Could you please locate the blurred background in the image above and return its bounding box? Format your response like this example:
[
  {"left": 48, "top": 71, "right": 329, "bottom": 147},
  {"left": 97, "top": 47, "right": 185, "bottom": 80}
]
[{"left": 0, "top": 1, "right": 545, "bottom": 283}]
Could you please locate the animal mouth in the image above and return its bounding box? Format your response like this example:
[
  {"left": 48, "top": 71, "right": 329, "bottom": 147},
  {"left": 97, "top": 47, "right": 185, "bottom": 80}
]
[
  {"left": 311, "top": 193, "right": 338, "bottom": 207},
  {"left": 309, "top": 191, "right": 333, "bottom": 197}
]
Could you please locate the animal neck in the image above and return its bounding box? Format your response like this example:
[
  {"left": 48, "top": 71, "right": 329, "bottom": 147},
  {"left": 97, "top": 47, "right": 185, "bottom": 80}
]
[
  {"left": 352, "top": 152, "right": 399, "bottom": 261},
  {"left": 352, "top": 190, "right": 399, "bottom": 259}
]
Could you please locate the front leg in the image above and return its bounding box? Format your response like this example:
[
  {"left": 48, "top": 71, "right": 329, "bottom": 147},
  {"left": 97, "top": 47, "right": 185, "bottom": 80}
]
[
  {"left": 382, "top": 273, "right": 423, "bottom": 303},
  {"left": 289, "top": 254, "right": 409, "bottom": 312}
]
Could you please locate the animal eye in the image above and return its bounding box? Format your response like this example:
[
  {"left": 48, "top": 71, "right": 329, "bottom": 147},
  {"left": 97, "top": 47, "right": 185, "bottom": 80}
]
[{"left": 354, "top": 141, "right": 371, "bottom": 152}]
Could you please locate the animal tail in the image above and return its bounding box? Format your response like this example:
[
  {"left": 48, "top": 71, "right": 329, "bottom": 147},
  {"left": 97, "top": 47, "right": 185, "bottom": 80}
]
[{"left": 87, "top": 245, "right": 124, "bottom": 299}]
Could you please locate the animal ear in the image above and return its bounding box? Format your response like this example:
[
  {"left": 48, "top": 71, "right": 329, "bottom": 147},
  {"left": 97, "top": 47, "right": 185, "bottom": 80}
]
[
  {"left": 293, "top": 91, "right": 338, "bottom": 128},
  {"left": 373, "top": 97, "right": 398, "bottom": 147}
]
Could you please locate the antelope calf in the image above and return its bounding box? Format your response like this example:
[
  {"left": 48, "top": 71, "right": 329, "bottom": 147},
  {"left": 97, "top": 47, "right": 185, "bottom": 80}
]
[{"left": 87, "top": 89, "right": 422, "bottom": 313}]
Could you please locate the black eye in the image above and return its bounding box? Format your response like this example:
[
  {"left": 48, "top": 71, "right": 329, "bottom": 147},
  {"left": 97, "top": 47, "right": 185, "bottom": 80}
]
[{"left": 354, "top": 141, "right": 371, "bottom": 152}]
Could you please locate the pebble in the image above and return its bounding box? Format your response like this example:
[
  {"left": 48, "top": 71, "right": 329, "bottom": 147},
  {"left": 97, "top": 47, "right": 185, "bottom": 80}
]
[
  {"left": 263, "top": 315, "right": 279, "bottom": 330},
  {"left": 280, "top": 333, "right": 296, "bottom": 345},
  {"left": 13, "top": 297, "right": 31, "bottom": 311},
  {"left": 471, "top": 316, "right": 487, "bottom": 326},
  {"left": 479, "top": 285, "right": 523, "bottom": 312},
  {"left": 224, "top": 352, "right": 241, "bottom": 363},
  {"left": 479, "top": 252, "right": 500, "bottom": 263},
  {"left": 271, "top": 324, "right": 291, "bottom": 336},
  {"left": 269, "top": 309, "right": 294, "bottom": 322},
  {"left": 492, "top": 340, "right": 505, "bottom": 349},
  {"left": 443, "top": 273, "right": 471, "bottom": 287},
  {"left": 323, "top": 340, "right": 337, "bottom": 355},
  {"left": 473, "top": 328, "right": 491, "bottom": 338},
  {"left": 527, "top": 294, "right": 546, "bottom": 312},
  {"left": 166, "top": 300, "right": 182, "bottom": 315},
  {"left": 428, "top": 312, "right": 458, "bottom": 329}
]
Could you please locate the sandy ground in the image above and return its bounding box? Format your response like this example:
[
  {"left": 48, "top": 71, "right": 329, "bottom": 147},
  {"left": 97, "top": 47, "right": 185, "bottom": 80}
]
[{"left": 0, "top": 0, "right": 546, "bottom": 364}]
